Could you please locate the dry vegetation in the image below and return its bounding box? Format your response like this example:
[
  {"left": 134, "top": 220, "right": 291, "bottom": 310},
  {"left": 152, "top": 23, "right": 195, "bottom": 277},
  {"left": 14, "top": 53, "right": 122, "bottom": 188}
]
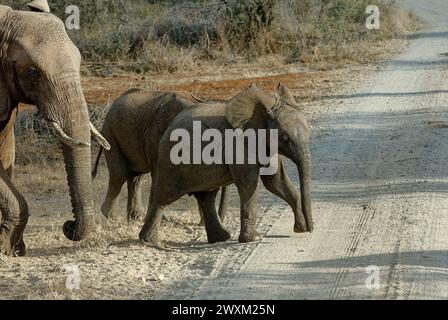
[{"left": 4, "top": 0, "right": 417, "bottom": 74}]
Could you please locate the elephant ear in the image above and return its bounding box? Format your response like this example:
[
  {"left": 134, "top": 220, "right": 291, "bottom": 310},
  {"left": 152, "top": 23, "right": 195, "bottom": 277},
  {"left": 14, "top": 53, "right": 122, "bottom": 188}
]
[
  {"left": 278, "top": 83, "right": 301, "bottom": 111},
  {"left": 225, "top": 84, "right": 275, "bottom": 129},
  {"left": 0, "top": 77, "right": 11, "bottom": 122}
]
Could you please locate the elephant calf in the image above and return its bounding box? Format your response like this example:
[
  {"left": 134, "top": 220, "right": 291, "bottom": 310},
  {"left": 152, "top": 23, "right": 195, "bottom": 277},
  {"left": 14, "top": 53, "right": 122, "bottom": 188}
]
[
  {"left": 92, "top": 89, "right": 228, "bottom": 223},
  {"left": 139, "top": 84, "right": 313, "bottom": 248}
]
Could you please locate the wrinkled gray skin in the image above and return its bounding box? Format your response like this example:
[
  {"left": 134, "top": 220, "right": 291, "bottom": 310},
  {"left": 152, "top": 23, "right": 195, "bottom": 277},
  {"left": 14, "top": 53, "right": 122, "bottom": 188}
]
[
  {"left": 94, "top": 89, "right": 229, "bottom": 223},
  {"left": 0, "top": 6, "right": 108, "bottom": 256},
  {"left": 139, "top": 84, "right": 313, "bottom": 248}
]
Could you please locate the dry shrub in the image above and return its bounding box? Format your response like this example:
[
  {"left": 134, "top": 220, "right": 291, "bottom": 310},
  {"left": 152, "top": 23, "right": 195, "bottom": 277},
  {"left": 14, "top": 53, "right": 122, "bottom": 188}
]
[
  {"left": 131, "top": 40, "right": 200, "bottom": 73},
  {"left": 270, "top": 0, "right": 418, "bottom": 64},
  {"left": 1, "top": 0, "right": 418, "bottom": 71}
]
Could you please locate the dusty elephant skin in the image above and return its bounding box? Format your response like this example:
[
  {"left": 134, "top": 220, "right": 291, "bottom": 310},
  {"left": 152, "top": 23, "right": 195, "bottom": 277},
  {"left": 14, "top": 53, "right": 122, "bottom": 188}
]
[
  {"left": 0, "top": 6, "right": 109, "bottom": 256},
  {"left": 93, "top": 89, "right": 229, "bottom": 223},
  {"left": 139, "top": 83, "right": 313, "bottom": 248}
]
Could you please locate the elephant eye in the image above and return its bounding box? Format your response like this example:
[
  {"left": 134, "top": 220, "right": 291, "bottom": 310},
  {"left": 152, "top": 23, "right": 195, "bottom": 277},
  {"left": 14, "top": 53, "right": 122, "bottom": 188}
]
[{"left": 28, "top": 67, "right": 40, "bottom": 79}]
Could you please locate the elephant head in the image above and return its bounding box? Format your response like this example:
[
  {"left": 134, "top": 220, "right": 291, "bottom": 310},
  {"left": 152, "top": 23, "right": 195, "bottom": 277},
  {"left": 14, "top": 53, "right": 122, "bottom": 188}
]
[
  {"left": 225, "top": 83, "right": 313, "bottom": 232},
  {"left": 0, "top": 6, "right": 110, "bottom": 241}
]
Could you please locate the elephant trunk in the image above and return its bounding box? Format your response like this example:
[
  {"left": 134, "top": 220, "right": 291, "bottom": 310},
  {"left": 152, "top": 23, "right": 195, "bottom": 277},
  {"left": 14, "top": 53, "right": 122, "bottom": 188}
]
[
  {"left": 61, "top": 139, "right": 95, "bottom": 241},
  {"left": 45, "top": 85, "right": 96, "bottom": 241},
  {"left": 296, "top": 147, "right": 313, "bottom": 233}
]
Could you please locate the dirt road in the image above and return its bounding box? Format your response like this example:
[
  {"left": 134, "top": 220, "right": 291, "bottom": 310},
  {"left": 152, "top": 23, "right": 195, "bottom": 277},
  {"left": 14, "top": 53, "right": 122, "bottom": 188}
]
[{"left": 164, "top": 0, "right": 448, "bottom": 299}]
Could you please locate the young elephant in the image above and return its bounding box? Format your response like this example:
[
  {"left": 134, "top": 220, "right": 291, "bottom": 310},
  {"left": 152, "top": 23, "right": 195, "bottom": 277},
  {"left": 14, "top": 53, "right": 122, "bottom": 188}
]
[
  {"left": 92, "top": 89, "right": 229, "bottom": 222},
  {"left": 139, "top": 83, "right": 313, "bottom": 248}
]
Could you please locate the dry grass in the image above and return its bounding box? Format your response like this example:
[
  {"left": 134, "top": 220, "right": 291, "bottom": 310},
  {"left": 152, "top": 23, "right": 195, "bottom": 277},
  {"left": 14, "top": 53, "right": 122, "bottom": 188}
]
[{"left": 1, "top": 0, "right": 419, "bottom": 73}]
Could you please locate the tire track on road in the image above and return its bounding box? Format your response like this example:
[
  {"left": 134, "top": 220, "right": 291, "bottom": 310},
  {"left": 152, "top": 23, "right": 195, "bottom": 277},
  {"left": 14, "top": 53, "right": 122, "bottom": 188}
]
[{"left": 328, "top": 201, "right": 376, "bottom": 298}]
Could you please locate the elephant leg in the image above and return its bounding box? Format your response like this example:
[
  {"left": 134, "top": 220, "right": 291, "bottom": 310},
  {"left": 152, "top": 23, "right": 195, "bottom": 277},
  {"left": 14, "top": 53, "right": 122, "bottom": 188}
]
[
  {"left": 199, "top": 186, "right": 230, "bottom": 225},
  {"left": 101, "top": 141, "right": 128, "bottom": 219},
  {"left": 1, "top": 153, "right": 25, "bottom": 256},
  {"left": 6, "top": 131, "right": 14, "bottom": 178},
  {"left": 231, "top": 166, "right": 261, "bottom": 243},
  {"left": 102, "top": 177, "right": 126, "bottom": 220},
  {"left": 218, "top": 186, "right": 230, "bottom": 222},
  {"left": 0, "top": 168, "right": 29, "bottom": 256},
  {"left": 198, "top": 206, "right": 205, "bottom": 226},
  {"left": 260, "top": 159, "right": 304, "bottom": 233},
  {"left": 193, "top": 190, "right": 231, "bottom": 244},
  {"left": 0, "top": 109, "right": 16, "bottom": 179},
  {"left": 139, "top": 186, "right": 165, "bottom": 248},
  {"left": 126, "top": 173, "right": 146, "bottom": 222}
]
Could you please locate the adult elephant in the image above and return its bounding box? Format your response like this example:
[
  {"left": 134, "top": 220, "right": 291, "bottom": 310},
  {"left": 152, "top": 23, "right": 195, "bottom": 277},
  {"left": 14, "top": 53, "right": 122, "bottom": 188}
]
[
  {"left": 0, "top": 5, "right": 110, "bottom": 256},
  {"left": 139, "top": 84, "right": 313, "bottom": 248}
]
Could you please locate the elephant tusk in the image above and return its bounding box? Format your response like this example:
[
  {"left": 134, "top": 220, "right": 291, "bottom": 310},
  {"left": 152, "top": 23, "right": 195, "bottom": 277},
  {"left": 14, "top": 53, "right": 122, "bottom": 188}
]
[
  {"left": 90, "top": 122, "right": 111, "bottom": 150},
  {"left": 50, "top": 122, "right": 91, "bottom": 148}
]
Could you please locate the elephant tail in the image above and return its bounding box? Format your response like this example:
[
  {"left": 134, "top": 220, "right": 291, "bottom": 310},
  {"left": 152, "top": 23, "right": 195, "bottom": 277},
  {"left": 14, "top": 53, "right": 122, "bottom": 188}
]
[
  {"left": 218, "top": 185, "right": 230, "bottom": 222},
  {"left": 92, "top": 146, "right": 104, "bottom": 180}
]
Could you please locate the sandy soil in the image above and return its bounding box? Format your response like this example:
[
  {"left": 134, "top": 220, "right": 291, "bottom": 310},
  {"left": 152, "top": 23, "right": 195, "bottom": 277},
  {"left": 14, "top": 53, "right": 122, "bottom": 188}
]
[{"left": 2, "top": 0, "right": 446, "bottom": 300}]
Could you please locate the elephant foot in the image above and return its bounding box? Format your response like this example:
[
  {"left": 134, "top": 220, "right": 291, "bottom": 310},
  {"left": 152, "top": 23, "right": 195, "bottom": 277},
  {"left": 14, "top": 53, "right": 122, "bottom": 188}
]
[
  {"left": 207, "top": 227, "right": 232, "bottom": 244},
  {"left": 0, "top": 237, "right": 14, "bottom": 256},
  {"left": 139, "top": 227, "right": 168, "bottom": 250},
  {"left": 238, "top": 230, "right": 262, "bottom": 243},
  {"left": 139, "top": 228, "right": 159, "bottom": 244},
  {"left": 294, "top": 222, "right": 312, "bottom": 233},
  {"left": 14, "top": 238, "right": 26, "bottom": 257},
  {"left": 127, "top": 207, "right": 145, "bottom": 222},
  {"left": 199, "top": 218, "right": 205, "bottom": 226},
  {"left": 101, "top": 203, "right": 117, "bottom": 220},
  {"left": 294, "top": 222, "right": 306, "bottom": 233},
  {"left": 0, "top": 233, "right": 25, "bottom": 257}
]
